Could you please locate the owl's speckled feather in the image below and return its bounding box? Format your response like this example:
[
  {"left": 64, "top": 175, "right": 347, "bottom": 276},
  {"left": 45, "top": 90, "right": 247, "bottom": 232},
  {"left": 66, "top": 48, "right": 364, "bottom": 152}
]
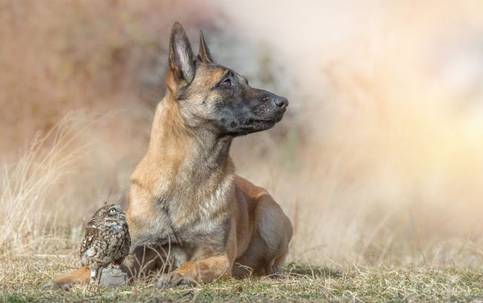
[{"left": 80, "top": 204, "right": 130, "bottom": 270}]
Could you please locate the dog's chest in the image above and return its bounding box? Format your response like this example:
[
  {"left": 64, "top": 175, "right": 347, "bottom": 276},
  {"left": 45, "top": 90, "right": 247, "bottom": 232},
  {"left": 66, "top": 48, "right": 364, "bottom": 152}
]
[{"left": 161, "top": 179, "right": 233, "bottom": 244}]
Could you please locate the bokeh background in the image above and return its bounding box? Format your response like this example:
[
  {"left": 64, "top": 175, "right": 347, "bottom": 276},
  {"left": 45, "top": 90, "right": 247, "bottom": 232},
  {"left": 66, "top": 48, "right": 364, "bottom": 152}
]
[{"left": 1, "top": 0, "right": 483, "bottom": 268}]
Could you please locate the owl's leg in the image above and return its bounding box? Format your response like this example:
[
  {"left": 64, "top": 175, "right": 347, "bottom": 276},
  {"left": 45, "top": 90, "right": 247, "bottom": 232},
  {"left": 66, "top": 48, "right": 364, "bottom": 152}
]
[{"left": 90, "top": 264, "right": 99, "bottom": 284}]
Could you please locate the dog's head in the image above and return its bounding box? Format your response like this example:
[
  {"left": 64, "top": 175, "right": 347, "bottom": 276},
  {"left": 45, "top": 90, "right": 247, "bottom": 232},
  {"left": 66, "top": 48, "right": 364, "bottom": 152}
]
[{"left": 165, "top": 22, "right": 288, "bottom": 137}]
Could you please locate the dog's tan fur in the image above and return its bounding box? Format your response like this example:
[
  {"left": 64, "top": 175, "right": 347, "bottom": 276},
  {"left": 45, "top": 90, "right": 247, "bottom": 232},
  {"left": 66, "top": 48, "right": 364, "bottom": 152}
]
[{"left": 53, "top": 22, "right": 292, "bottom": 288}]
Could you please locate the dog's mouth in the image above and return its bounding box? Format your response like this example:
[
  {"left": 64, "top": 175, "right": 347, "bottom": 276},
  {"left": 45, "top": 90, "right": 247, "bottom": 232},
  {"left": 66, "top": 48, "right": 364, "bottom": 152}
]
[
  {"left": 221, "top": 107, "right": 286, "bottom": 136},
  {"left": 238, "top": 115, "right": 282, "bottom": 131}
]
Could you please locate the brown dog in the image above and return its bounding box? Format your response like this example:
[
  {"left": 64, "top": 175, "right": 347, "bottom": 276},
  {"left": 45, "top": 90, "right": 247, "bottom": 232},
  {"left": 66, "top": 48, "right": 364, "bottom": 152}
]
[{"left": 53, "top": 22, "right": 292, "bottom": 288}]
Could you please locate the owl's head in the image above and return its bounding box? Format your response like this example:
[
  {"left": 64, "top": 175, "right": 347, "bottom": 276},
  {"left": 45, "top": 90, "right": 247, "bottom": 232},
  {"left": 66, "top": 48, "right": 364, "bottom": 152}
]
[{"left": 92, "top": 204, "right": 127, "bottom": 227}]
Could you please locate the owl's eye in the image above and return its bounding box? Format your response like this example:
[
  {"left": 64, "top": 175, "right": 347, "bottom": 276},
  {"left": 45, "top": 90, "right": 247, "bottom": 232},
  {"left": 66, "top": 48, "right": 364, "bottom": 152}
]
[{"left": 108, "top": 208, "right": 117, "bottom": 215}]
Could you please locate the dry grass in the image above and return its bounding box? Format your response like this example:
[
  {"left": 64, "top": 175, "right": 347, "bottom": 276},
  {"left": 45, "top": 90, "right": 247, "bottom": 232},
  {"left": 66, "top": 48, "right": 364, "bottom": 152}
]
[
  {"left": 0, "top": 110, "right": 151, "bottom": 254},
  {"left": 0, "top": 114, "right": 86, "bottom": 251},
  {"left": 1, "top": 254, "right": 482, "bottom": 302}
]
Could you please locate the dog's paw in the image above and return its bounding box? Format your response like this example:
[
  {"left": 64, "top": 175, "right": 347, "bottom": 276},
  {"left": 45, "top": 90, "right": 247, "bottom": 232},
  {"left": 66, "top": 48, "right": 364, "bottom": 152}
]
[{"left": 155, "top": 272, "right": 195, "bottom": 289}]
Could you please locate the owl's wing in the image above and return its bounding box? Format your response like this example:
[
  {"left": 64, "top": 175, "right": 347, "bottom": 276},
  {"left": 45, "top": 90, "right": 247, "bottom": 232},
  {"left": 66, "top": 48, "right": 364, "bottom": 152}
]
[{"left": 80, "top": 226, "right": 98, "bottom": 262}]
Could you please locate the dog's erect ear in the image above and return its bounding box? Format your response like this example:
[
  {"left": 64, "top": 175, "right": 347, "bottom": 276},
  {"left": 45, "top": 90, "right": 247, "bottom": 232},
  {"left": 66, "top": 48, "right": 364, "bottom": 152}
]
[
  {"left": 169, "top": 22, "right": 195, "bottom": 85},
  {"left": 197, "top": 31, "right": 213, "bottom": 63}
]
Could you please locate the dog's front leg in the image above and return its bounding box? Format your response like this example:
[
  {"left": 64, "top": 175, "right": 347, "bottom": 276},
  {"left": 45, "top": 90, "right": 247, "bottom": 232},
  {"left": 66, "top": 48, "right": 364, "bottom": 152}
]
[{"left": 155, "top": 254, "right": 231, "bottom": 288}]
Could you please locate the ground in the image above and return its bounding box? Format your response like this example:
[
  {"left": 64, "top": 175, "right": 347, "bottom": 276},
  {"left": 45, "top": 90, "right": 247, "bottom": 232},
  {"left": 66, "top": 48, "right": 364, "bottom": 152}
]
[{"left": 1, "top": 254, "right": 482, "bottom": 303}]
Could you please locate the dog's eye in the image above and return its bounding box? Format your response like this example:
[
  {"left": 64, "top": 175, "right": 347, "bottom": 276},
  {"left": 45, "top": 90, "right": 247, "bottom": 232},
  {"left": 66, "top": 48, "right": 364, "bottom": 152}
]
[{"left": 220, "top": 77, "right": 233, "bottom": 88}]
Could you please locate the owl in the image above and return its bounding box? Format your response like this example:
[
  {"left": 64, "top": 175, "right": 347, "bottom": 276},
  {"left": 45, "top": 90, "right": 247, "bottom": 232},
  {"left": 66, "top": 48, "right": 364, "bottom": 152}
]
[{"left": 80, "top": 204, "right": 131, "bottom": 283}]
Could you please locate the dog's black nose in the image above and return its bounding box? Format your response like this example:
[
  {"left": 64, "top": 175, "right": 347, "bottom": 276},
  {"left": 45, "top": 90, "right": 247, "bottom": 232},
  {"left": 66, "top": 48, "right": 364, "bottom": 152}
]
[{"left": 273, "top": 96, "right": 288, "bottom": 109}]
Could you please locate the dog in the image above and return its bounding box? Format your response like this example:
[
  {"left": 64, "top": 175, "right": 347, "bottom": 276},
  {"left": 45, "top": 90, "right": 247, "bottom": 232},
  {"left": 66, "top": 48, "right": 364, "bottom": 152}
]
[{"left": 53, "top": 22, "right": 292, "bottom": 288}]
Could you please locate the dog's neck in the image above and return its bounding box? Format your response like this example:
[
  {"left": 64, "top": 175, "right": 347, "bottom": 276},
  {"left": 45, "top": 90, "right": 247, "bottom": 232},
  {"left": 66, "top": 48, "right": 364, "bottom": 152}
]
[{"left": 141, "top": 95, "right": 235, "bottom": 197}]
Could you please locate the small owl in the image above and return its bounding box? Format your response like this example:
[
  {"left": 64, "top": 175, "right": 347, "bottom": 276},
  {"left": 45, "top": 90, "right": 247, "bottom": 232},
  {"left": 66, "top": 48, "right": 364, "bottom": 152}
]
[{"left": 80, "top": 204, "right": 131, "bottom": 283}]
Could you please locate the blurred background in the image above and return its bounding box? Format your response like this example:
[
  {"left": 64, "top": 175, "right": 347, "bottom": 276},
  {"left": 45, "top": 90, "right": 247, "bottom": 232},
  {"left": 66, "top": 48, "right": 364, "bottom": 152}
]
[{"left": 1, "top": 0, "right": 483, "bottom": 267}]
